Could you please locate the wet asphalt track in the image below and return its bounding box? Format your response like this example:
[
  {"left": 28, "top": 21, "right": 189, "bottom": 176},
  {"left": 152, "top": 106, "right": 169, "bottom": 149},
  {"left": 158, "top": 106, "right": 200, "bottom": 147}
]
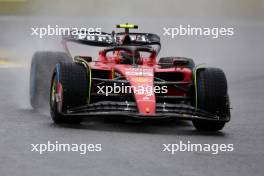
[
  {"left": 0, "top": 66, "right": 264, "bottom": 176},
  {"left": 0, "top": 17, "right": 264, "bottom": 176}
]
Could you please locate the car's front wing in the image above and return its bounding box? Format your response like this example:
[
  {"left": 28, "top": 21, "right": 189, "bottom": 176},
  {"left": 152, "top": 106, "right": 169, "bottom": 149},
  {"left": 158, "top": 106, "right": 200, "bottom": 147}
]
[{"left": 60, "top": 101, "right": 230, "bottom": 122}]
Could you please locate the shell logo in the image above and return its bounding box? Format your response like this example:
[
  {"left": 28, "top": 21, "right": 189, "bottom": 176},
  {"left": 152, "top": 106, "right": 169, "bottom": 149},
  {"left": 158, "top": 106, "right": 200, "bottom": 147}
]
[{"left": 131, "top": 77, "right": 150, "bottom": 83}]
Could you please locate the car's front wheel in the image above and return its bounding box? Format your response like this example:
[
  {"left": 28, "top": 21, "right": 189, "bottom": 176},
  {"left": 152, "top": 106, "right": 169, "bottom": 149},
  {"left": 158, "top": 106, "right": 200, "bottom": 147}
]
[
  {"left": 192, "top": 67, "right": 230, "bottom": 131},
  {"left": 50, "top": 62, "right": 89, "bottom": 124}
]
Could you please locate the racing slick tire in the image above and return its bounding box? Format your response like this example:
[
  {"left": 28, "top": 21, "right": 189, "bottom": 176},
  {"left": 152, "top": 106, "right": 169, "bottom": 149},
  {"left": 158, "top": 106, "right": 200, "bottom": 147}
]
[
  {"left": 158, "top": 57, "right": 195, "bottom": 69},
  {"left": 50, "top": 62, "right": 89, "bottom": 124},
  {"left": 30, "top": 51, "right": 71, "bottom": 109},
  {"left": 192, "top": 67, "right": 230, "bottom": 131}
]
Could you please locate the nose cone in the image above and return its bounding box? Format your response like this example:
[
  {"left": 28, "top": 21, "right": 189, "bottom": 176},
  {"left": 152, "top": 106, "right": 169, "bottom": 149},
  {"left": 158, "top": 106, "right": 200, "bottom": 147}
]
[
  {"left": 126, "top": 68, "right": 156, "bottom": 116},
  {"left": 114, "top": 65, "right": 156, "bottom": 116}
]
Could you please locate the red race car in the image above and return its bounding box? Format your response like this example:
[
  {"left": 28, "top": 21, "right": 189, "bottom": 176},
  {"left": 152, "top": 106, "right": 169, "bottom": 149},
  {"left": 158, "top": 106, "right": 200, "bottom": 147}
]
[{"left": 30, "top": 24, "right": 231, "bottom": 131}]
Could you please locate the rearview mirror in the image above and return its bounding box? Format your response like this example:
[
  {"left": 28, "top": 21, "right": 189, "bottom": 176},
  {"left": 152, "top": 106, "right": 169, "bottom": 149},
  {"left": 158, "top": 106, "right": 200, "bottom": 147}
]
[
  {"left": 74, "top": 56, "right": 92, "bottom": 62},
  {"left": 173, "top": 59, "right": 188, "bottom": 67}
]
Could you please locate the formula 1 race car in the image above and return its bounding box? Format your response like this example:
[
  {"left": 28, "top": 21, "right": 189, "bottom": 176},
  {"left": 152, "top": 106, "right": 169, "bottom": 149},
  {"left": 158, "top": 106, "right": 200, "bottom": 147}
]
[{"left": 30, "top": 23, "right": 231, "bottom": 131}]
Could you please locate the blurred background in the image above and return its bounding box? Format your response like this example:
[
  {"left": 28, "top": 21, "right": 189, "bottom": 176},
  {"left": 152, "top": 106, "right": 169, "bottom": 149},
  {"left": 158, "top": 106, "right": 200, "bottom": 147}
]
[{"left": 0, "top": 2, "right": 264, "bottom": 176}]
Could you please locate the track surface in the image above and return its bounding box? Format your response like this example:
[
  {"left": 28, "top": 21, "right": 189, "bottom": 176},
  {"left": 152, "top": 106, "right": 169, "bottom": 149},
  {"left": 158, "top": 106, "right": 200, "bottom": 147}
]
[
  {"left": 1, "top": 57, "right": 264, "bottom": 176},
  {"left": 0, "top": 19, "right": 264, "bottom": 176}
]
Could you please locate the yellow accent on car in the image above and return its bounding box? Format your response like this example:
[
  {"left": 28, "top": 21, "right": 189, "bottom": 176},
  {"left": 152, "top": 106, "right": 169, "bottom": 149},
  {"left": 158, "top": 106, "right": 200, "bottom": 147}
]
[
  {"left": 75, "top": 58, "right": 92, "bottom": 104},
  {"left": 116, "top": 24, "right": 138, "bottom": 29},
  {"left": 111, "top": 68, "right": 115, "bottom": 79},
  {"left": 193, "top": 64, "right": 207, "bottom": 108}
]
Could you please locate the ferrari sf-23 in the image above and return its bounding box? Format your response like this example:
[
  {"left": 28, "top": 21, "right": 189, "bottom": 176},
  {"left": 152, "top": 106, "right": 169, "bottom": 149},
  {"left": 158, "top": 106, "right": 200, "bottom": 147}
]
[{"left": 30, "top": 24, "right": 231, "bottom": 131}]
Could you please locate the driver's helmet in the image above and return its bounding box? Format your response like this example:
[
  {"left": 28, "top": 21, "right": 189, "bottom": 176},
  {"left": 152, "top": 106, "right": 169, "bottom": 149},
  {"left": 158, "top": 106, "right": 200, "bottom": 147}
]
[{"left": 119, "top": 51, "right": 140, "bottom": 65}]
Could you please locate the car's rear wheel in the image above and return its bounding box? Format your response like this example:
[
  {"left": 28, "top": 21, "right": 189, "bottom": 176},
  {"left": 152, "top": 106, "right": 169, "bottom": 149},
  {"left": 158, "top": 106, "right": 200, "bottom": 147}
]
[
  {"left": 50, "top": 62, "right": 89, "bottom": 124},
  {"left": 30, "top": 51, "right": 71, "bottom": 109},
  {"left": 192, "top": 67, "right": 230, "bottom": 131}
]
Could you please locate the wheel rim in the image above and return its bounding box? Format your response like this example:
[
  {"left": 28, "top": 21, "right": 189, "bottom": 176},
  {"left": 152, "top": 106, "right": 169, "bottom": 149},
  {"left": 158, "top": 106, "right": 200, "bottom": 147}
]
[{"left": 51, "top": 78, "right": 56, "bottom": 108}]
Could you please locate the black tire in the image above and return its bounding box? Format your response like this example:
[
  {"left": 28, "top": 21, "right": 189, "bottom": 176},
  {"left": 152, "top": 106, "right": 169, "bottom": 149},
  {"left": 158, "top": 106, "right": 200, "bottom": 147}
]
[
  {"left": 30, "top": 51, "right": 71, "bottom": 109},
  {"left": 50, "top": 62, "right": 88, "bottom": 124},
  {"left": 158, "top": 57, "right": 195, "bottom": 69},
  {"left": 192, "top": 68, "right": 230, "bottom": 131}
]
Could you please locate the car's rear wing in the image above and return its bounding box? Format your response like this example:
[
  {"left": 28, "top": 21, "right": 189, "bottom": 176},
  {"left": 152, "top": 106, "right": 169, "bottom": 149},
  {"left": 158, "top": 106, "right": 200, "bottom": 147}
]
[{"left": 62, "top": 32, "right": 161, "bottom": 47}]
